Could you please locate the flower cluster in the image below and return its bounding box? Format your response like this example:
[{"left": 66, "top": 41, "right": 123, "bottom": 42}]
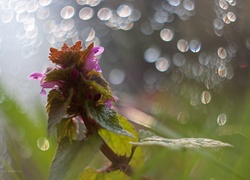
[
  {"left": 29, "top": 41, "right": 114, "bottom": 109},
  {"left": 29, "top": 41, "right": 121, "bottom": 139}
]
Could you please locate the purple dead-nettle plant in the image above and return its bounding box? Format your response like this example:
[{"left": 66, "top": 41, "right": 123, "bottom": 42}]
[
  {"left": 29, "top": 41, "right": 232, "bottom": 180},
  {"left": 29, "top": 41, "right": 144, "bottom": 179}
]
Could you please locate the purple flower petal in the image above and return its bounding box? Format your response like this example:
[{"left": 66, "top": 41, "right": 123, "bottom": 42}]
[
  {"left": 84, "top": 46, "right": 104, "bottom": 72},
  {"left": 105, "top": 99, "right": 114, "bottom": 109},
  {"left": 40, "top": 88, "right": 46, "bottom": 96},
  {"left": 113, "top": 95, "right": 119, "bottom": 101},
  {"left": 41, "top": 81, "right": 61, "bottom": 88},
  {"left": 91, "top": 46, "right": 104, "bottom": 56},
  {"left": 94, "top": 65, "right": 102, "bottom": 73},
  {"left": 85, "top": 57, "right": 99, "bottom": 71},
  {"left": 105, "top": 96, "right": 118, "bottom": 109},
  {"left": 29, "top": 72, "right": 44, "bottom": 80},
  {"left": 85, "top": 61, "right": 96, "bottom": 71}
]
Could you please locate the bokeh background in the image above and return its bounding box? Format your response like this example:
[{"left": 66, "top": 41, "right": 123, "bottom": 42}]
[{"left": 1, "top": 0, "right": 250, "bottom": 179}]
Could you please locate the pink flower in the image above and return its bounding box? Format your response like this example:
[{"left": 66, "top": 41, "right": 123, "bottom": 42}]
[
  {"left": 29, "top": 72, "right": 43, "bottom": 80},
  {"left": 85, "top": 46, "right": 104, "bottom": 72},
  {"left": 29, "top": 42, "right": 107, "bottom": 100},
  {"left": 29, "top": 72, "right": 61, "bottom": 96},
  {"left": 105, "top": 95, "right": 119, "bottom": 109}
]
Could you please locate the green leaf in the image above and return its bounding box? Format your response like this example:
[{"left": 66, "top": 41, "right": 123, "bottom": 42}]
[
  {"left": 47, "top": 89, "right": 73, "bottom": 135},
  {"left": 98, "top": 115, "right": 144, "bottom": 169},
  {"left": 46, "top": 89, "right": 61, "bottom": 112},
  {"left": 87, "top": 105, "right": 134, "bottom": 138},
  {"left": 45, "top": 68, "right": 72, "bottom": 82},
  {"left": 132, "top": 129, "right": 233, "bottom": 150},
  {"left": 56, "top": 117, "right": 86, "bottom": 142},
  {"left": 84, "top": 78, "right": 114, "bottom": 101},
  {"left": 79, "top": 168, "right": 130, "bottom": 180},
  {"left": 49, "top": 136, "right": 101, "bottom": 180},
  {"left": 86, "top": 70, "right": 109, "bottom": 88}
]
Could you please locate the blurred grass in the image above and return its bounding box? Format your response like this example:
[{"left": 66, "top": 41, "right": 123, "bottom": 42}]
[
  {"left": 0, "top": 86, "right": 56, "bottom": 180},
  {"left": 129, "top": 87, "right": 250, "bottom": 179}
]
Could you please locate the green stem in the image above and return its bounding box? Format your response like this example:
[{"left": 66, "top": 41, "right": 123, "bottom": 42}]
[
  {"left": 79, "top": 107, "right": 135, "bottom": 177},
  {"left": 99, "top": 138, "right": 120, "bottom": 164}
]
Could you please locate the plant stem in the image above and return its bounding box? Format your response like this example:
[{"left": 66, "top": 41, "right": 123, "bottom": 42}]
[
  {"left": 79, "top": 107, "right": 135, "bottom": 177},
  {"left": 99, "top": 140, "right": 135, "bottom": 176},
  {"left": 99, "top": 138, "right": 120, "bottom": 164}
]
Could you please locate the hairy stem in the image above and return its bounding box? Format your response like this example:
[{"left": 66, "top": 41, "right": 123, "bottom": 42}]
[{"left": 79, "top": 107, "right": 135, "bottom": 177}]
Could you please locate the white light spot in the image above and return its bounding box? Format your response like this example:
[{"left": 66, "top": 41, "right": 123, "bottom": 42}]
[
  {"left": 217, "top": 113, "right": 227, "bottom": 126},
  {"left": 189, "top": 39, "right": 201, "bottom": 53},
  {"left": 227, "top": 12, "right": 236, "bottom": 22},
  {"left": 219, "top": 0, "right": 228, "bottom": 10},
  {"left": 86, "top": 28, "right": 95, "bottom": 41},
  {"left": 39, "top": 0, "right": 52, "bottom": 6},
  {"left": 144, "top": 47, "right": 161, "bottom": 63},
  {"left": 177, "top": 39, "right": 189, "bottom": 52},
  {"left": 217, "top": 47, "right": 227, "bottom": 59},
  {"left": 109, "top": 69, "right": 126, "bottom": 85},
  {"left": 168, "top": 0, "right": 181, "bottom": 6},
  {"left": 183, "top": 0, "right": 195, "bottom": 11},
  {"left": 79, "top": 7, "right": 94, "bottom": 20},
  {"left": 26, "top": 0, "right": 38, "bottom": 13},
  {"left": 117, "top": 5, "right": 132, "bottom": 18},
  {"left": 1, "top": 11, "right": 13, "bottom": 23},
  {"left": 218, "top": 66, "right": 227, "bottom": 77},
  {"left": 15, "top": 1, "right": 27, "bottom": 14},
  {"left": 37, "top": 7, "right": 50, "bottom": 20},
  {"left": 155, "top": 57, "right": 170, "bottom": 72},
  {"left": 201, "top": 91, "right": 211, "bottom": 104},
  {"left": 61, "top": 6, "right": 75, "bottom": 19},
  {"left": 37, "top": 137, "right": 50, "bottom": 151},
  {"left": 25, "top": 26, "right": 38, "bottom": 39},
  {"left": 98, "top": 8, "right": 112, "bottom": 21},
  {"left": 60, "top": 19, "right": 74, "bottom": 31},
  {"left": 85, "top": 0, "right": 101, "bottom": 7},
  {"left": 160, "top": 28, "right": 174, "bottom": 42},
  {"left": 76, "top": 0, "right": 86, "bottom": 5}
]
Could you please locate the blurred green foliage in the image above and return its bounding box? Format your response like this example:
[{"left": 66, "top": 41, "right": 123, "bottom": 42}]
[
  {"left": 129, "top": 85, "right": 250, "bottom": 180},
  {"left": 0, "top": 86, "right": 56, "bottom": 180}
]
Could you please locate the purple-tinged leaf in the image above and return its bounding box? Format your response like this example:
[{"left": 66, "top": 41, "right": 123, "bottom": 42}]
[
  {"left": 47, "top": 89, "right": 73, "bottom": 135},
  {"left": 56, "top": 117, "right": 86, "bottom": 142},
  {"left": 84, "top": 77, "right": 114, "bottom": 101}
]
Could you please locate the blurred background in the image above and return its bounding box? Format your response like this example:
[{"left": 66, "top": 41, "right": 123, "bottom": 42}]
[{"left": 0, "top": 0, "right": 250, "bottom": 179}]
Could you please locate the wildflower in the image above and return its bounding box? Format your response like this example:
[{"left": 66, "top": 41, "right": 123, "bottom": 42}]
[
  {"left": 29, "top": 41, "right": 115, "bottom": 112},
  {"left": 85, "top": 46, "right": 104, "bottom": 72},
  {"left": 29, "top": 41, "right": 140, "bottom": 180},
  {"left": 29, "top": 71, "right": 61, "bottom": 95},
  {"left": 105, "top": 95, "right": 118, "bottom": 109}
]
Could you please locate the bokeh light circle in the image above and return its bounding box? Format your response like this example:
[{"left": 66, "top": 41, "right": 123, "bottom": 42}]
[{"left": 60, "top": 6, "right": 75, "bottom": 19}]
